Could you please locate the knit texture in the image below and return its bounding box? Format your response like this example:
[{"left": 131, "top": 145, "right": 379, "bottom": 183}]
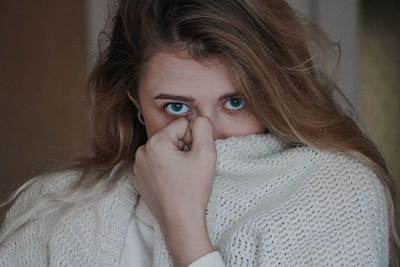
[{"left": 0, "top": 133, "right": 389, "bottom": 266}]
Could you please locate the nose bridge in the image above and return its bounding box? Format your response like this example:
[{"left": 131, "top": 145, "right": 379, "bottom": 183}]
[{"left": 194, "top": 107, "right": 225, "bottom": 140}]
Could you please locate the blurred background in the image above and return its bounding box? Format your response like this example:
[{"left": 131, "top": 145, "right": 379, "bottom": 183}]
[{"left": 0, "top": 1, "right": 399, "bottom": 217}]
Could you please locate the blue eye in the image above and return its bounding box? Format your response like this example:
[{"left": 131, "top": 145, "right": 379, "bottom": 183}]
[
  {"left": 225, "top": 98, "right": 244, "bottom": 110},
  {"left": 165, "top": 103, "right": 189, "bottom": 115}
]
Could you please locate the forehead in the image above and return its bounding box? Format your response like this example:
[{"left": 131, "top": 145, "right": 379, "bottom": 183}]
[{"left": 139, "top": 52, "right": 235, "bottom": 95}]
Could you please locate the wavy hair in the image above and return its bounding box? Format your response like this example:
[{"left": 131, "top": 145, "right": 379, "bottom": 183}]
[{"left": 1, "top": 0, "right": 399, "bottom": 265}]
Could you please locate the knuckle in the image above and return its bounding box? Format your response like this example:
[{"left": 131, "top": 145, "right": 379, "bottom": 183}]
[
  {"left": 148, "top": 132, "right": 168, "bottom": 147},
  {"left": 162, "top": 128, "right": 176, "bottom": 140},
  {"left": 147, "top": 134, "right": 162, "bottom": 149},
  {"left": 148, "top": 130, "right": 176, "bottom": 150}
]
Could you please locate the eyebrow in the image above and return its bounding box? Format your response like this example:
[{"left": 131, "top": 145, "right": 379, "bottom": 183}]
[
  {"left": 153, "top": 93, "right": 195, "bottom": 103},
  {"left": 153, "top": 92, "right": 243, "bottom": 103}
]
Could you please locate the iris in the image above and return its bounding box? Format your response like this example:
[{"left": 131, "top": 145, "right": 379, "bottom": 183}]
[
  {"left": 225, "top": 98, "right": 243, "bottom": 110},
  {"left": 165, "top": 103, "right": 189, "bottom": 115}
]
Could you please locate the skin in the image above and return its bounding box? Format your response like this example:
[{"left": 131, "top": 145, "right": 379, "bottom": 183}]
[{"left": 128, "top": 51, "right": 265, "bottom": 266}]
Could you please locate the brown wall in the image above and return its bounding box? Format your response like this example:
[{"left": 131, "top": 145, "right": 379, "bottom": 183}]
[{"left": 0, "top": 1, "right": 89, "bottom": 202}]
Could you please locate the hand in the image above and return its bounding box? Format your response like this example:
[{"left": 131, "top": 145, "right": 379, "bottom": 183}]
[{"left": 132, "top": 116, "right": 217, "bottom": 266}]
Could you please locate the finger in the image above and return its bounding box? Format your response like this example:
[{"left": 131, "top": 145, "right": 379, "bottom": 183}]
[
  {"left": 182, "top": 125, "right": 192, "bottom": 145},
  {"left": 189, "top": 117, "right": 215, "bottom": 154},
  {"left": 154, "top": 117, "right": 189, "bottom": 149}
]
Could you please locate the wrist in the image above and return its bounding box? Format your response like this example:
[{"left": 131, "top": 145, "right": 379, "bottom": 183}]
[
  {"left": 162, "top": 208, "right": 207, "bottom": 233},
  {"left": 162, "top": 219, "right": 214, "bottom": 267}
]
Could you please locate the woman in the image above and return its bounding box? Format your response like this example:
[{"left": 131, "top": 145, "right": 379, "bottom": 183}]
[{"left": 1, "top": 0, "right": 398, "bottom": 266}]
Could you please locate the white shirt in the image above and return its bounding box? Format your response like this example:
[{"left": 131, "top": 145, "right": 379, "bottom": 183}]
[{"left": 119, "top": 196, "right": 226, "bottom": 267}]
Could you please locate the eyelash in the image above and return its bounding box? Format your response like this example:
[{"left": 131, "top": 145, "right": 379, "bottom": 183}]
[{"left": 163, "top": 98, "right": 245, "bottom": 116}]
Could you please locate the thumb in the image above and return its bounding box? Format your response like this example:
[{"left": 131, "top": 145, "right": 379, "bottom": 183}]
[{"left": 189, "top": 117, "right": 215, "bottom": 154}]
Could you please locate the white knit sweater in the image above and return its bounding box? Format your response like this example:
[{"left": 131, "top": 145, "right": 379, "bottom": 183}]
[{"left": 0, "top": 133, "right": 389, "bottom": 266}]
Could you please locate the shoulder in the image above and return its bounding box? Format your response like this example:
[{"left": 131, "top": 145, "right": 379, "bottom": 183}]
[
  {"left": 2, "top": 166, "right": 136, "bottom": 226},
  {"left": 284, "top": 145, "right": 386, "bottom": 199},
  {"left": 25, "top": 168, "right": 82, "bottom": 194},
  {"left": 0, "top": 169, "right": 83, "bottom": 266},
  {"left": 267, "top": 143, "right": 388, "bottom": 213},
  {"left": 288, "top": 145, "right": 388, "bottom": 218},
  {"left": 238, "top": 146, "right": 390, "bottom": 265},
  {"left": 0, "top": 167, "right": 136, "bottom": 266},
  {"left": 1, "top": 169, "right": 82, "bottom": 229},
  {"left": 283, "top": 146, "right": 389, "bottom": 264},
  {"left": 10, "top": 168, "right": 81, "bottom": 201}
]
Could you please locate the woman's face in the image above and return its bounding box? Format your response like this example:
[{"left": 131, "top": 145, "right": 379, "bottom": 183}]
[{"left": 131, "top": 51, "right": 265, "bottom": 140}]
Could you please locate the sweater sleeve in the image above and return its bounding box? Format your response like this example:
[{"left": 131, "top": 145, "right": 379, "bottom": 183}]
[{"left": 188, "top": 251, "right": 226, "bottom": 267}]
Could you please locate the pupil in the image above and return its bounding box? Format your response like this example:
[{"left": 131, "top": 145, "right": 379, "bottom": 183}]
[
  {"left": 231, "top": 98, "right": 240, "bottom": 107},
  {"left": 172, "top": 103, "right": 182, "bottom": 112}
]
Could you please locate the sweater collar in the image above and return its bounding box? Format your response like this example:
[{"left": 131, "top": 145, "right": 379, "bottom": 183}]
[
  {"left": 215, "top": 133, "right": 288, "bottom": 163},
  {"left": 132, "top": 133, "right": 288, "bottom": 230}
]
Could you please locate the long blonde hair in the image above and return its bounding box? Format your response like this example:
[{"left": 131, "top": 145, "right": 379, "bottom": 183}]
[{"left": 1, "top": 0, "right": 399, "bottom": 264}]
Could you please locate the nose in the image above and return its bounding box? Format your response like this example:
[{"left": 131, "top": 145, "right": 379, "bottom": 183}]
[{"left": 189, "top": 110, "right": 227, "bottom": 141}]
